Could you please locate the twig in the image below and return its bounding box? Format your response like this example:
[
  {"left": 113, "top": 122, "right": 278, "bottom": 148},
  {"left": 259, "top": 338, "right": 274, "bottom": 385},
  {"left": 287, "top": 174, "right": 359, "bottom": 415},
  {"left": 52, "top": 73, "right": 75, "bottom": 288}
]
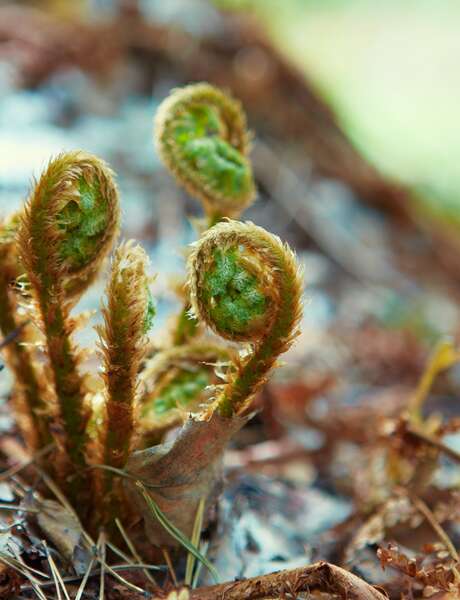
[
  {"left": 408, "top": 493, "right": 459, "bottom": 564},
  {"left": 188, "top": 561, "right": 388, "bottom": 599},
  {"left": 404, "top": 425, "right": 460, "bottom": 465},
  {"left": 162, "top": 548, "right": 178, "bottom": 587}
]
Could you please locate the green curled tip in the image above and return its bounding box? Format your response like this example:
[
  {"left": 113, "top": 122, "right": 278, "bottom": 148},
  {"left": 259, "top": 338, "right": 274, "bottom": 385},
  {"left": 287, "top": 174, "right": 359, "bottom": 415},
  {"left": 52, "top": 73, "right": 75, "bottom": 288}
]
[
  {"left": 155, "top": 83, "right": 256, "bottom": 218},
  {"left": 19, "top": 151, "right": 120, "bottom": 300}
]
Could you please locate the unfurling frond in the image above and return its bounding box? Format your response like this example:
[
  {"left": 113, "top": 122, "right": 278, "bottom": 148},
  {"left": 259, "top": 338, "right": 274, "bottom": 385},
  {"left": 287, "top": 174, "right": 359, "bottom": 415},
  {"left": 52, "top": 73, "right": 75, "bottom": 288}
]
[
  {"left": 138, "top": 342, "right": 232, "bottom": 445},
  {"left": 19, "top": 151, "right": 120, "bottom": 302},
  {"left": 98, "top": 241, "right": 155, "bottom": 471},
  {"left": 18, "top": 152, "right": 120, "bottom": 502},
  {"left": 155, "top": 83, "right": 256, "bottom": 219},
  {"left": 188, "top": 220, "right": 303, "bottom": 417}
]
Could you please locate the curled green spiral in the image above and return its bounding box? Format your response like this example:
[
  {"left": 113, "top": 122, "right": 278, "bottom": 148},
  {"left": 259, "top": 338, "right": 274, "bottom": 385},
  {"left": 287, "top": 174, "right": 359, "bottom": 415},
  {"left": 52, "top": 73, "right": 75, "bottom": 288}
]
[
  {"left": 20, "top": 151, "right": 121, "bottom": 301},
  {"left": 155, "top": 83, "right": 256, "bottom": 219},
  {"left": 139, "top": 342, "right": 232, "bottom": 442},
  {"left": 188, "top": 220, "right": 303, "bottom": 417}
]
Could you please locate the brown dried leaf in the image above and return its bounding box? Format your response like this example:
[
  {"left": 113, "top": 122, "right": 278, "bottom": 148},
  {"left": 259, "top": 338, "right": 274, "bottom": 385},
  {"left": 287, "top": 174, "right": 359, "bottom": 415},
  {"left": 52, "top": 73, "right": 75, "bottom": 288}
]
[{"left": 125, "top": 413, "right": 249, "bottom": 547}]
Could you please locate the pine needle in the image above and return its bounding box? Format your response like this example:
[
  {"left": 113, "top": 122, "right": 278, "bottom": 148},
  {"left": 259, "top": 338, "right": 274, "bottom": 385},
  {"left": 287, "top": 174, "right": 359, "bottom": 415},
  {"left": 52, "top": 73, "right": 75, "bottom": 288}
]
[
  {"left": 409, "top": 493, "right": 460, "bottom": 564},
  {"left": 115, "top": 517, "right": 158, "bottom": 586},
  {"left": 0, "top": 552, "right": 49, "bottom": 579},
  {"left": 0, "top": 504, "right": 39, "bottom": 513},
  {"left": 0, "top": 554, "right": 47, "bottom": 600},
  {"left": 192, "top": 541, "right": 209, "bottom": 589},
  {"left": 97, "top": 532, "right": 106, "bottom": 600},
  {"left": 74, "top": 557, "right": 96, "bottom": 600},
  {"left": 185, "top": 497, "right": 205, "bottom": 586},
  {"left": 43, "top": 540, "right": 71, "bottom": 600},
  {"left": 95, "top": 530, "right": 148, "bottom": 595},
  {"left": 137, "top": 481, "right": 219, "bottom": 583}
]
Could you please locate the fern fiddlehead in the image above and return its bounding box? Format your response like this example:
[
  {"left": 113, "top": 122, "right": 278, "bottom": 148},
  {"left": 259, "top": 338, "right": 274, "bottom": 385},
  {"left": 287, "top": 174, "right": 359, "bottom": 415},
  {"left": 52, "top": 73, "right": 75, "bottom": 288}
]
[
  {"left": 98, "top": 241, "right": 155, "bottom": 471},
  {"left": 155, "top": 83, "right": 256, "bottom": 221},
  {"left": 138, "top": 342, "right": 232, "bottom": 446},
  {"left": 0, "top": 215, "right": 49, "bottom": 450},
  {"left": 188, "top": 220, "right": 303, "bottom": 417},
  {"left": 18, "top": 151, "right": 120, "bottom": 496}
]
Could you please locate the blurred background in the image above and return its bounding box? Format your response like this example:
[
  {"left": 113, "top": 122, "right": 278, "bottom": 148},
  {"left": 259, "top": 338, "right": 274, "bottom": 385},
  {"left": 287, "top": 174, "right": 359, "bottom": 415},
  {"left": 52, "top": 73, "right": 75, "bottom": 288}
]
[{"left": 1, "top": 0, "right": 460, "bottom": 363}]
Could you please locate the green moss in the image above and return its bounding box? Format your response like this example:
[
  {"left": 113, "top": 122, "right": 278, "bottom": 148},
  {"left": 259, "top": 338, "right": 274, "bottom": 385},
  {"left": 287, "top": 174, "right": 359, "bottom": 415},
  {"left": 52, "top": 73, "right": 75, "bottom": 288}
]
[
  {"left": 58, "top": 175, "right": 109, "bottom": 270},
  {"left": 203, "top": 248, "right": 267, "bottom": 335},
  {"left": 144, "top": 368, "right": 210, "bottom": 417}
]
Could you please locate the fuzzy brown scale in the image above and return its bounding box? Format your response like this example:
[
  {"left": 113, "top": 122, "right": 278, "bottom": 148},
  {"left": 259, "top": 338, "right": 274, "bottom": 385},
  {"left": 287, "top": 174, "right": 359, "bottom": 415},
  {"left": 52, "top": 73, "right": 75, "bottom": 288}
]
[
  {"left": 0, "top": 215, "right": 50, "bottom": 449},
  {"left": 98, "top": 241, "right": 154, "bottom": 472}
]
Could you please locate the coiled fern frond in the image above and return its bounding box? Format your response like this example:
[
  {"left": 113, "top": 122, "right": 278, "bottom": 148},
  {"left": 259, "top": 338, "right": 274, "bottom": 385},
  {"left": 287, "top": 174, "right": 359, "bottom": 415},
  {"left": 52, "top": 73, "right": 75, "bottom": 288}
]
[
  {"left": 18, "top": 151, "right": 120, "bottom": 498},
  {"left": 138, "top": 342, "right": 232, "bottom": 446},
  {"left": 188, "top": 220, "right": 303, "bottom": 417},
  {"left": 155, "top": 83, "right": 256, "bottom": 220}
]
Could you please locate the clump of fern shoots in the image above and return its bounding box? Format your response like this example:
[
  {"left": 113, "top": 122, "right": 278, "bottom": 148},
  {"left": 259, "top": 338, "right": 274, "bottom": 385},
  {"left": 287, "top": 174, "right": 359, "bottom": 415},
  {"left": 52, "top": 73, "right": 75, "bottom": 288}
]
[
  {"left": 126, "top": 219, "right": 302, "bottom": 544},
  {"left": 0, "top": 83, "right": 303, "bottom": 553},
  {"left": 124, "top": 84, "right": 302, "bottom": 545}
]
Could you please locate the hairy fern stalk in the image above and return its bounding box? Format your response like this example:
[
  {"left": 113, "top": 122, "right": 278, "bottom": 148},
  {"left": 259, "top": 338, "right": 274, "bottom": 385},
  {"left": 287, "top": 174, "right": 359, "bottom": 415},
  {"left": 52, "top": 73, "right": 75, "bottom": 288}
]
[{"left": 0, "top": 83, "right": 303, "bottom": 547}]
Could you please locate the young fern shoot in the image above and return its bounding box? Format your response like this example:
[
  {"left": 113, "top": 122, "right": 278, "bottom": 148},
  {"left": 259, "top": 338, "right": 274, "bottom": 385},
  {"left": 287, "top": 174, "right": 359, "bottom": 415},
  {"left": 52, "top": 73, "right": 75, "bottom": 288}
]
[
  {"left": 98, "top": 241, "right": 155, "bottom": 472},
  {"left": 138, "top": 342, "right": 232, "bottom": 447},
  {"left": 188, "top": 220, "right": 303, "bottom": 417},
  {"left": 0, "top": 215, "right": 49, "bottom": 449},
  {"left": 18, "top": 151, "right": 120, "bottom": 497},
  {"left": 155, "top": 83, "right": 256, "bottom": 221}
]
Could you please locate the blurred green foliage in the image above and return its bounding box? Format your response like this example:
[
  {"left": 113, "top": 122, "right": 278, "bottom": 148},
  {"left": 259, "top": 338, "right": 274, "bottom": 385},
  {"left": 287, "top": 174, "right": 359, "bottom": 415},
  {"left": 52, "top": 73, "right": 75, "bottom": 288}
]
[{"left": 215, "top": 0, "right": 460, "bottom": 226}]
